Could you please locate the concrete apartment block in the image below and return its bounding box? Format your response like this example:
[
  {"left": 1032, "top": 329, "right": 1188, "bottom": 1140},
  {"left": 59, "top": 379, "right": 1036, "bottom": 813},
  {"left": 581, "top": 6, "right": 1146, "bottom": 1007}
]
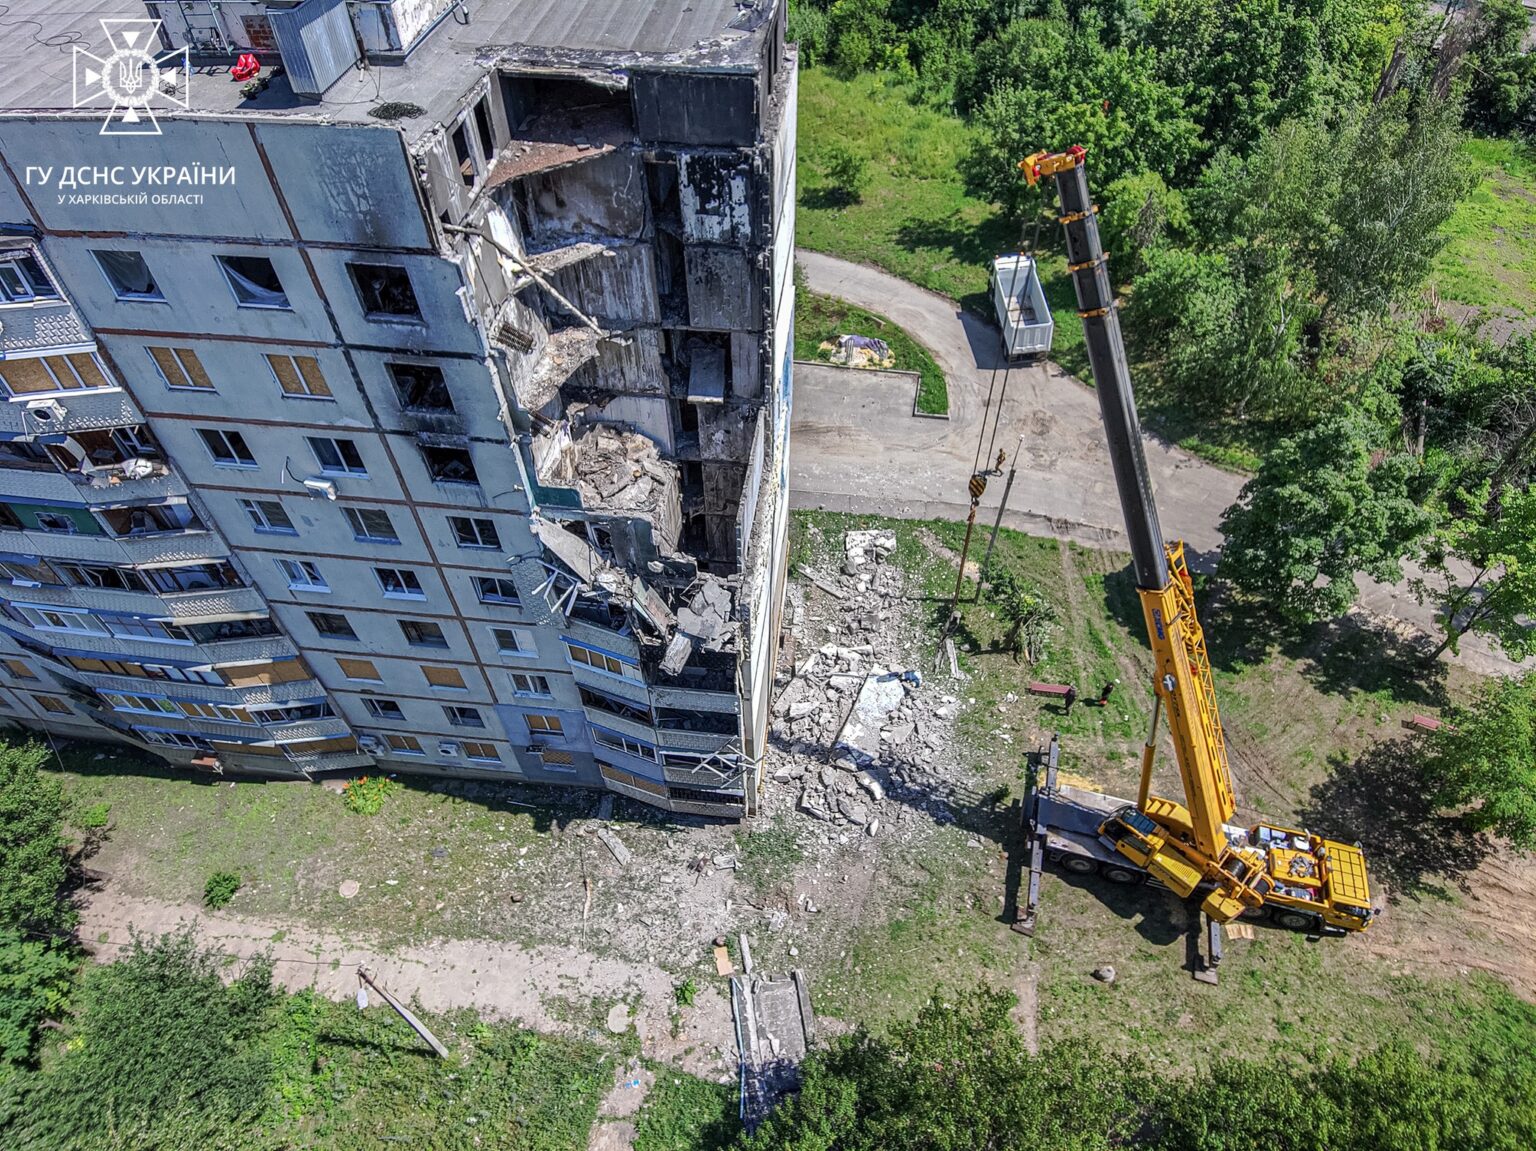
[{"left": 0, "top": 0, "right": 796, "bottom": 817}]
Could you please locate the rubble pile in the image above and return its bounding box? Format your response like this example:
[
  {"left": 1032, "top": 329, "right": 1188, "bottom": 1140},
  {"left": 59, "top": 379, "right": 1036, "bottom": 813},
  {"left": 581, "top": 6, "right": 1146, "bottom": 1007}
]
[
  {"left": 568, "top": 424, "right": 680, "bottom": 516},
  {"left": 764, "top": 528, "right": 973, "bottom": 842}
]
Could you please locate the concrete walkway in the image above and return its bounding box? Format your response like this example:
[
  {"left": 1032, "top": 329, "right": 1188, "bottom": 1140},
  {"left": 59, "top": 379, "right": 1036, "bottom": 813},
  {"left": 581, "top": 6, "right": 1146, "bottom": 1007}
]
[{"left": 790, "top": 249, "right": 1527, "bottom": 678}]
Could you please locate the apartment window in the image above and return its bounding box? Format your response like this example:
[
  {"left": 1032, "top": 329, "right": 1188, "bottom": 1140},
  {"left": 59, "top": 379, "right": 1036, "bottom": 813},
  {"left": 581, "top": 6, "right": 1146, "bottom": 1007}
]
[
  {"left": 475, "top": 576, "right": 520, "bottom": 605},
  {"left": 142, "top": 562, "right": 242, "bottom": 593},
  {"left": 444, "top": 705, "right": 484, "bottom": 729},
  {"left": 349, "top": 262, "right": 420, "bottom": 320},
  {"left": 93, "top": 249, "right": 162, "bottom": 300},
  {"left": 52, "top": 562, "right": 138, "bottom": 592},
  {"left": 35, "top": 695, "right": 71, "bottom": 714},
  {"left": 308, "top": 436, "right": 366, "bottom": 477},
  {"left": 16, "top": 606, "right": 106, "bottom": 635},
  {"left": 0, "top": 255, "right": 58, "bottom": 302},
  {"left": 593, "top": 727, "right": 656, "bottom": 761},
  {"left": 147, "top": 346, "right": 213, "bottom": 390},
  {"left": 566, "top": 642, "right": 639, "bottom": 679},
  {"left": 137, "top": 729, "right": 211, "bottom": 750},
  {"left": 451, "top": 120, "right": 478, "bottom": 186},
  {"left": 241, "top": 498, "right": 296, "bottom": 535},
  {"left": 388, "top": 363, "right": 453, "bottom": 411},
  {"left": 199, "top": 427, "right": 257, "bottom": 467},
  {"left": 363, "top": 698, "right": 405, "bottom": 720},
  {"left": 374, "top": 567, "right": 424, "bottom": 599},
  {"left": 511, "top": 672, "right": 551, "bottom": 698},
  {"left": 422, "top": 665, "right": 466, "bottom": 690},
  {"left": 384, "top": 733, "right": 424, "bottom": 755},
  {"left": 343, "top": 507, "right": 398, "bottom": 544},
  {"left": 266, "top": 354, "right": 332, "bottom": 399},
  {"left": 2, "top": 659, "right": 36, "bottom": 680},
  {"left": 0, "top": 353, "right": 111, "bottom": 395},
  {"left": 463, "top": 741, "right": 500, "bottom": 763},
  {"left": 176, "top": 700, "right": 253, "bottom": 723},
  {"left": 400, "top": 619, "right": 448, "bottom": 648},
  {"left": 473, "top": 96, "right": 495, "bottom": 162},
  {"left": 307, "top": 611, "right": 356, "bottom": 641},
  {"left": 277, "top": 558, "right": 328, "bottom": 592},
  {"left": 538, "top": 748, "right": 575, "bottom": 766},
  {"left": 217, "top": 255, "right": 289, "bottom": 308},
  {"left": 525, "top": 713, "right": 563, "bottom": 736},
  {"left": 35, "top": 511, "right": 79, "bottom": 535},
  {"left": 106, "top": 616, "right": 191, "bottom": 643},
  {"left": 337, "top": 657, "right": 382, "bottom": 682},
  {"left": 422, "top": 445, "right": 478, "bottom": 486},
  {"left": 449, "top": 516, "right": 500, "bottom": 550},
  {"left": 494, "top": 627, "right": 535, "bottom": 657},
  {"left": 0, "top": 442, "right": 54, "bottom": 473}
]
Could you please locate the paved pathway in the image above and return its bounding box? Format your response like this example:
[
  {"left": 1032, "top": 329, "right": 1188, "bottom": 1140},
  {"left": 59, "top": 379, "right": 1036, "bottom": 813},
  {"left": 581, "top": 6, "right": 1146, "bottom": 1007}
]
[{"left": 790, "top": 249, "right": 1527, "bottom": 677}]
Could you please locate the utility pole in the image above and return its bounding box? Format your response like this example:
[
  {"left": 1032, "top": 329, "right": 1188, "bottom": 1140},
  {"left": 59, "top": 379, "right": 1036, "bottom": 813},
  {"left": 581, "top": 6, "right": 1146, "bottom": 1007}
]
[
  {"left": 356, "top": 966, "right": 449, "bottom": 1058},
  {"left": 944, "top": 471, "right": 988, "bottom": 634},
  {"left": 976, "top": 433, "right": 1026, "bottom": 600}
]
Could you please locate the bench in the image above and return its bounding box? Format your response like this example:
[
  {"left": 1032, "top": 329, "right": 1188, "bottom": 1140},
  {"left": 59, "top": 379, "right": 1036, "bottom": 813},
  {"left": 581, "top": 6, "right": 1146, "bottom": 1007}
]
[
  {"left": 1402, "top": 714, "right": 1443, "bottom": 733},
  {"left": 1028, "top": 682, "right": 1073, "bottom": 699}
]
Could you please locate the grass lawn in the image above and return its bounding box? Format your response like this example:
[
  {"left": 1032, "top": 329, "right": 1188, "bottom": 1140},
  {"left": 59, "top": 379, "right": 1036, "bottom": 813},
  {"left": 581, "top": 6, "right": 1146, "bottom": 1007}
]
[
  {"left": 794, "top": 286, "right": 949, "bottom": 413},
  {"left": 633, "top": 1066, "right": 739, "bottom": 1151},
  {"left": 782, "top": 511, "right": 1533, "bottom": 1063},
  {"left": 796, "top": 68, "right": 1089, "bottom": 382},
  {"left": 1432, "top": 135, "right": 1536, "bottom": 324}
]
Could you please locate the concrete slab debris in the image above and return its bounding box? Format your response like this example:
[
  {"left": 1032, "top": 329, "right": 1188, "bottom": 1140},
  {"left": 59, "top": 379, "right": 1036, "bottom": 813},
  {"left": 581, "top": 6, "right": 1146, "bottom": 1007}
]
[{"left": 597, "top": 827, "right": 632, "bottom": 867}]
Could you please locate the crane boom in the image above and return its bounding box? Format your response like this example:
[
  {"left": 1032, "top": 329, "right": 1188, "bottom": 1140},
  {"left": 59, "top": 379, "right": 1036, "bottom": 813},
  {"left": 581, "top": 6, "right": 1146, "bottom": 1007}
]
[{"left": 1019, "top": 147, "right": 1375, "bottom": 933}]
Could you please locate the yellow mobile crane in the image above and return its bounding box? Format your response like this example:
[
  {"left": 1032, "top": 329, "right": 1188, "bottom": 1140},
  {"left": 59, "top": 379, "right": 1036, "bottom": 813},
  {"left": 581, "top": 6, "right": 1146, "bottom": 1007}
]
[{"left": 1013, "top": 147, "right": 1375, "bottom": 974}]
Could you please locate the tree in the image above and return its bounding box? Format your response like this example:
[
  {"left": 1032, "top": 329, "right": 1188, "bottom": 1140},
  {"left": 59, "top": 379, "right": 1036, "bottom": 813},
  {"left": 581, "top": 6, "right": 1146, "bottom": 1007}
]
[
  {"left": 1464, "top": 0, "right": 1536, "bottom": 134},
  {"left": 1219, "top": 415, "right": 1433, "bottom": 620},
  {"left": 0, "top": 931, "right": 73, "bottom": 1074},
  {"left": 0, "top": 741, "right": 72, "bottom": 940},
  {"left": 822, "top": 144, "right": 872, "bottom": 204},
  {"left": 1418, "top": 672, "right": 1536, "bottom": 851},
  {"left": 989, "top": 572, "right": 1058, "bottom": 663},
  {"left": 1420, "top": 484, "right": 1536, "bottom": 661}
]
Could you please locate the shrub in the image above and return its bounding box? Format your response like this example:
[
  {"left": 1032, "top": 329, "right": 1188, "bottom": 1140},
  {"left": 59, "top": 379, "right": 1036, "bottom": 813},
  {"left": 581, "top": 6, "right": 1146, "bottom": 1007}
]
[
  {"left": 341, "top": 774, "right": 399, "bottom": 815},
  {"left": 74, "top": 803, "right": 110, "bottom": 831},
  {"left": 674, "top": 978, "right": 697, "bottom": 1008},
  {"left": 203, "top": 871, "right": 241, "bottom": 909}
]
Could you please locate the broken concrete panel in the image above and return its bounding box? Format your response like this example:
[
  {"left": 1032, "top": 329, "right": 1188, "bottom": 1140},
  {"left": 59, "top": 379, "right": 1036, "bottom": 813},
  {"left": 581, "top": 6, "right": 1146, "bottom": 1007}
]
[
  {"left": 633, "top": 71, "right": 758, "bottom": 147},
  {"left": 522, "top": 150, "right": 648, "bottom": 240},
  {"left": 688, "top": 345, "right": 727, "bottom": 404},
  {"left": 587, "top": 395, "right": 675, "bottom": 454},
  {"left": 679, "top": 152, "right": 753, "bottom": 245},
  {"left": 547, "top": 243, "right": 660, "bottom": 327},
  {"left": 731, "top": 331, "right": 763, "bottom": 398},
  {"left": 584, "top": 329, "right": 665, "bottom": 395},
  {"left": 685, "top": 247, "right": 761, "bottom": 330}
]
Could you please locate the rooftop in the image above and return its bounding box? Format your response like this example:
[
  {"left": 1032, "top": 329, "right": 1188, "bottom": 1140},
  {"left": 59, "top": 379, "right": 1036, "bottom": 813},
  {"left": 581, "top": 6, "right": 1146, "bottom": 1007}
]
[{"left": 0, "top": 0, "right": 779, "bottom": 134}]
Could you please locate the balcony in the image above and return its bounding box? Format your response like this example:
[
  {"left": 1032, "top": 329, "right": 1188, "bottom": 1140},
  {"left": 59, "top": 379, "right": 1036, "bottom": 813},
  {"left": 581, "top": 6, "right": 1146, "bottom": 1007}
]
[
  {"left": 0, "top": 580, "right": 265, "bottom": 621},
  {"left": 580, "top": 707, "right": 656, "bottom": 746},
  {"left": 0, "top": 466, "right": 185, "bottom": 507},
  {"left": 285, "top": 749, "right": 375, "bottom": 772},
  {"left": 651, "top": 682, "right": 738, "bottom": 714},
  {"left": 0, "top": 390, "right": 141, "bottom": 439},
  {"left": 66, "top": 669, "right": 325, "bottom": 707},
  {"left": 264, "top": 716, "right": 354, "bottom": 743},
  {"left": 567, "top": 659, "right": 651, "bottom": 706},
  {"left": 655, "top": 726, "right": 737, "bottom": 754},
  {"left": 5, "top": 526, "right": 226, "bottom": 566}
]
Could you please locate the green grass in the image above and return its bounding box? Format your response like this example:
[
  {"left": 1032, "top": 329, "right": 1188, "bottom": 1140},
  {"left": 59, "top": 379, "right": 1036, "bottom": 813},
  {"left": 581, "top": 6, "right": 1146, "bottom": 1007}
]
[
  {"left": 795, "top": 287, "right": 949, "bottom": 413},
  {"left": 796, "top": 68, "right": 1088, "bottom": 381},
  {"left": 633, "top": 1066, "right": 738, "bottom": 1151},
  {"left": 1432, "top": 135, "right": 1536, "bottom": 322}
]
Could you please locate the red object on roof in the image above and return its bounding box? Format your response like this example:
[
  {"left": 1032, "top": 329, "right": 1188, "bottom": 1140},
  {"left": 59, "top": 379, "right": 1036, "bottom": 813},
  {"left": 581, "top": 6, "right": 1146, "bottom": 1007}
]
[{"left": 231, "top": 53, "right": 261, "bottom": 82}]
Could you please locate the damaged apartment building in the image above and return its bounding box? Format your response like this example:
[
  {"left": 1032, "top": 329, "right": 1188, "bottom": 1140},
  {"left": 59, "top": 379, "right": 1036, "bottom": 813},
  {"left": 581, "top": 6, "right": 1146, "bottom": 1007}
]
[{"left": 0, "top": 0, "right": 797, "bottom": 816}]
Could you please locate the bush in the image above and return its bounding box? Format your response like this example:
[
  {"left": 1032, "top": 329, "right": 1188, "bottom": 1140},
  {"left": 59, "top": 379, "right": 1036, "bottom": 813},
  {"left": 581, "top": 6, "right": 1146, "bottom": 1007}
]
[
  {"left": 203, "top": 871, "right": 241, "bottom": 909},
  {"left": 0, "top": 930, "right": 74, "bottom": 1073},
  {"left": 73, "top": 803, "right": 110, "bottom": 831},
  {"left": 2, "top": 928, "right": 277, "bottom": 1149},
  {"left": 822, "top": 144, "right": 871, "bottom": 203},
  {"left": 341, "top": 775, "right": 399, "bottom": 815},
  {"left": 674, "top": 978, "right": 697, "bottom": 1008},
  {"left": 0, "top": 741, "right": 73, "bottom": 939}
]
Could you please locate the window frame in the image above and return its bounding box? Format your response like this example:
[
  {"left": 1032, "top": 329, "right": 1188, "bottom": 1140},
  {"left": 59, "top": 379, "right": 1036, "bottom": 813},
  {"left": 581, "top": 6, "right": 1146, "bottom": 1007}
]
[
  {"left": 510, "top": 672, "right": 552, "bottom": 698},
  {"left": 399, "top": 619, "right": 449, "bottom": 649},
  {"left": 475, "top": 576, "right": 521, "bottom": 606},
  {"left": 146, "top": 345, "right": 213, "bottom": 391},
  {"left": 92, "top": 249, "right": 163, "bottom": 302},
  {"left": 241, "top": 498, "right": 297, "bottom": 536},
  {"left": 0, "top": 255, "right": 59, "bottom": 304},
  {"left": 276, "top": 557, "right": 328, "bottom": 593},
  {"left": 198, "top": 427, "right": 257, "bottom": 468},
  {"left": 308, "top": 436, "right": 368, "bottom": 478},
  {"left": 462, "top": 741, "right": 501, "bottom": 763},
  {"left": 343, "top": 507, "right": 399, "bottom": 544},
  {"left": 384, "top": 733, "right": 425, "bottom": 756},
  {"left": 362, "top": 697, "right": 405, "bottom": 720},
  {"left": 493, "top": 627, "right": 536, "bottom": 657},
  {"left": 373, "top": 567, "right": 425, "bottom": 600},
  {"left": 265, "top": 353, "right": 332, "bottom": 400},
  {"left": 215, "top": 254, "right": 290, "bottom": 310},
  {"left": 449, "top": 516, "right": 500, "bottom": 550},
  {"left": 306, "top": 610, "right": 357, "bottom": 641},
  {"left": 347, "top": 261, "right": 422, "bottom": 322},
  {"left": 443, "top": 704, "right": 485, "bottom": 729},
  {"left": 336, "top": 657, "right": 383, "bottom": 683}
]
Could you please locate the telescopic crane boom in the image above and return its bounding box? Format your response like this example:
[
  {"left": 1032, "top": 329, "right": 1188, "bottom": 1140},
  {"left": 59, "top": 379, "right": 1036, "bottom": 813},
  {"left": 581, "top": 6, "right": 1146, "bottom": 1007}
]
[{"left": 1018, "top": 146, "right": 1375, "bottom": 935}]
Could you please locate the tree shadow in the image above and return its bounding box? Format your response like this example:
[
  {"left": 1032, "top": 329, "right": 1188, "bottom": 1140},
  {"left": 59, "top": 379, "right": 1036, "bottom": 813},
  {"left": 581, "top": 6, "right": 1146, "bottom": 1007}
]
[
  {"left": 802, "top": 186, "right": 858, "bottom": 211},
  {"left": 1298, "top": 738, "right": 1490, "bottom": 899}
]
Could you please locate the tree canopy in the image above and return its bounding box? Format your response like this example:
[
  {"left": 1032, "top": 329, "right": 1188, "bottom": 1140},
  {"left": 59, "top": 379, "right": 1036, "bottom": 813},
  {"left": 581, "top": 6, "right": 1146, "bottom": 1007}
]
[{"left": 1419, "top": 672, "right": 1536, "bottom": 851}]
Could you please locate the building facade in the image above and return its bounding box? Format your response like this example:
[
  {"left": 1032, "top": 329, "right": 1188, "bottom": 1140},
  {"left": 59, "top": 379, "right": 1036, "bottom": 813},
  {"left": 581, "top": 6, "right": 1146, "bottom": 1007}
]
[{"left": 0, "top": 0, "right": 796, "bottom": 817}]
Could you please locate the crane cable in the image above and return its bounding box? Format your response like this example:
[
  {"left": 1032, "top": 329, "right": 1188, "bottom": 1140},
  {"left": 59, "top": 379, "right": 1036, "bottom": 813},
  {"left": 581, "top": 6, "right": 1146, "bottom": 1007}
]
[{"left": 973, "top": 179, "right": 1054, "bottom": 481}]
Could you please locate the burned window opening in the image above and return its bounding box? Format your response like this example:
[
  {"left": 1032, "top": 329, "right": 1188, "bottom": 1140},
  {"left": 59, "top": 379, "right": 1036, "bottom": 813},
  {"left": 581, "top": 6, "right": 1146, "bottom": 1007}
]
[
  {"left": 389, "top": 362, "right": 454, "bottom": 412},
  {"left": 421, "top": 445, "right": 479, "bottom": 486},
  {"left": 349, "top": 263, "right": 421, "bottom": 320}
]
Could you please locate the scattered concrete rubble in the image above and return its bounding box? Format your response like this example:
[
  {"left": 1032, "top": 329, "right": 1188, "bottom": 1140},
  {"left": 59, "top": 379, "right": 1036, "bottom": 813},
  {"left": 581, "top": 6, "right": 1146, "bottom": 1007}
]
[{"left": 766, "top": 528, "right": 976, "bottom": 843}]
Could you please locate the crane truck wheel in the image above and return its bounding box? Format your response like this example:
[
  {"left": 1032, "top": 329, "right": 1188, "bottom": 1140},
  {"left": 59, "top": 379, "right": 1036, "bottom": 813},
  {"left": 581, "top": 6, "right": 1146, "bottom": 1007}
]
[
  {"left": 1271, "top": 907, "right": 1321, "bottom": 933},
  {"left": 1058, "top": 854, "right": 1098, "bottom": 876},
  {"left": 1101, "top": 866, "right": 1144, "bottom": 885}
]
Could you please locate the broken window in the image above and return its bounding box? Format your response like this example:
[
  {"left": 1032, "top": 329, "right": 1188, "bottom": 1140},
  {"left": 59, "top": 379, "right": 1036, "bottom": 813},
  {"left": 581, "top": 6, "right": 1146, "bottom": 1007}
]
[
  {"left": 307, "top": 611, "right": 357, "bottom": 640},
  {"left": 147, "top": 346, "right": 214, "bottom": 390},
  {"left": 375, "top": 567, "right": 425, "bottom": 599},
  {"left": 183, "top": 618, "right": 277, "bottom": 643},
  {"left": 450, "top": 516, "right": 500, "bottom": 550},
  {"left": 399, "top": 619, "right": 448, "bottom": 648},
  {"left": 349, "top": 262, "right": 420, "bottom": 320},
  {"left": 216, "top": 255, "right": 289, "bottom": 309},
  {"left": 593, "top": 727, "right": 655, "bottom": 760},
  {"left": 475, "top": 576, "right": 519, "bottom": 605},
  {"left": 363, "top": 698, "right": 405, "bottom": 720},
  {"left": 242, "top": 498, "right": 296, "bottom": 535},
  {"left": 493, "top": 627, "right": 535, "bottom": 656},
  {"left": 422, "top": 445, "right": 478, "bottom": 486},
  {"left": 473, "top": 96, "right": 495, "bottom": 162},
  {"left": 451, "top": 121, "right": 477, "bottom": 187},
  {"left": 199, "top": 427, "right": 257, "bottom": 467},
  {"left": 93, "top": 249, "right": 162, "bottom": 300},
  {"left": 0, "top": 441, "right": 54, "bottom": 472},
  {"left": 388, "top": 362, "right": 453, "bottom": 411},
  {"left": 579, "top": 686, "right": 653, "bottom": 726},
  {"left": 266, "top": 354, "right": 331, "bottom": 399},
  {"left": 277, "top": 558, "right": 328, "bottom": 592},
  {"left": 0, "top": 255, "right": 58, "bottom": 301},
  {"left": 100, "top": 503, "right": 203, "bottom": 537},
  {"left": 308, "top": 436, "right": 367, "bottom": 476},
  {"left": 443, "top": 704, "right": 484, "bottom": 729},
  {"left": 654, "top": 706, "right": 736, "bottom": 735},
  {"left": 510, "top": 672, "right": 551, "bottom": 698},
  {"left": 344, "top": 507, "right": 398, "bottom": 543},
  {"left": 142, "top": 562, "right": 242, "bottom": 592}
]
